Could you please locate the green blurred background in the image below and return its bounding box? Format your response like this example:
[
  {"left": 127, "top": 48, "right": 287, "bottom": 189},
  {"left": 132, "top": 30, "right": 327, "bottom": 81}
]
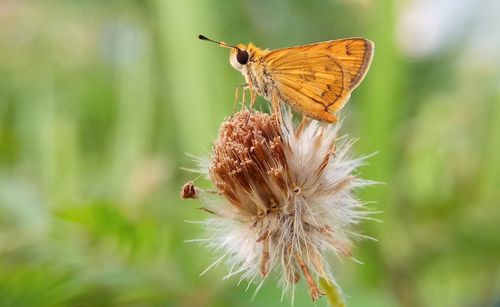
[{"left": 0, "top": 0, "right": 499, "bottom": 306}]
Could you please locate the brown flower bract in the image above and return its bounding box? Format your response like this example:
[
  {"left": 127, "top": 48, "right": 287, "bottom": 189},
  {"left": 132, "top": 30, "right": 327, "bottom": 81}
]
[{"left": 210, "top": 112, "right": 289, "bottom": 218}]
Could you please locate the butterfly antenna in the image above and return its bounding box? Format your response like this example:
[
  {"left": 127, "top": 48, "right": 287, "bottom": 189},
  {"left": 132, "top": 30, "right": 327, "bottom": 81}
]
[{"left": 198, "top": 34, "right": 239, "bottom": 50}]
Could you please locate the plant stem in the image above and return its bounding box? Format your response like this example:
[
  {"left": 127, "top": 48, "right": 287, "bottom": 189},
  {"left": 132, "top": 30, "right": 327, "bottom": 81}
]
[{"left": 320, "top": 277, "right": 346, "bottom": 307}]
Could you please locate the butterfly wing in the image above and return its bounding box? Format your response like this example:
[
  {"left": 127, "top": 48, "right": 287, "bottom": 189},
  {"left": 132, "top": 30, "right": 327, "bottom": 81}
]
[{"left": 264, "top": 38, "right": 373, "bottom": 122}]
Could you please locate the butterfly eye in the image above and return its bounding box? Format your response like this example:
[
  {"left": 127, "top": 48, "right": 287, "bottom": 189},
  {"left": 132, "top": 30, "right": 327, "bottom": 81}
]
[{"left": 236, "top": 49, "right": 249, "bottom": 65}]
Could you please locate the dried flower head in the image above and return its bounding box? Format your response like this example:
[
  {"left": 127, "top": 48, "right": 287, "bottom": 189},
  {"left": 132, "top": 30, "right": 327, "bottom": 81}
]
[{"left": 182, "top": 109, "right": 375, "bottom": 302}]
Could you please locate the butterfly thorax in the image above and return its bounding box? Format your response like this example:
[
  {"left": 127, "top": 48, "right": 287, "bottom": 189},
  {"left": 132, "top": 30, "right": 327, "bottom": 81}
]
[{"left": 231, "top": 43, "right": 275, "bottom": 101}]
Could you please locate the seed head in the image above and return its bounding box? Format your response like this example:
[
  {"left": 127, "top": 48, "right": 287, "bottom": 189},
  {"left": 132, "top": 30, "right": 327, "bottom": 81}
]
[{"left": 182, "top": 109, "right": 375, "bottom": 302}]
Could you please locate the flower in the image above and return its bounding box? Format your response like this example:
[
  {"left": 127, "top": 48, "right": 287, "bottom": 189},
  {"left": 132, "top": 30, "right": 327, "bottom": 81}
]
[{"left": 181, "top": 108, "right": 375, "bottom": 302}]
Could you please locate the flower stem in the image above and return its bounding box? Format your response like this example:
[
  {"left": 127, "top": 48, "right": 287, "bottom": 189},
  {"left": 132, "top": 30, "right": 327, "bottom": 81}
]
[{"left": 319, "top": 277, "right": 346, "bottom": 307}]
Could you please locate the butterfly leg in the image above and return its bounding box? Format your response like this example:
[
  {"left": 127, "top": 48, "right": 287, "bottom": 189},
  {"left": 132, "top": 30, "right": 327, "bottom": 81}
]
[
  {"left": 249, "top": 88, "right": 256, "bottom": 109},
  {"left": 271, "top": 92, "right": 283, "bottom": 123},
  {"left": 241, "top": 85, "right": 249, "bottom": 111},
  {"left": 233, "top": 85, "right": 239, "bottom": 114},
  {"left": 244, "top": 80, "right": 254, "bottom": 124},
  {"left": 233, "top": 83, "right": 249, "bottom": 113},
  {"left": 246, "top": 76, "right": 256, "bottom": 110}
]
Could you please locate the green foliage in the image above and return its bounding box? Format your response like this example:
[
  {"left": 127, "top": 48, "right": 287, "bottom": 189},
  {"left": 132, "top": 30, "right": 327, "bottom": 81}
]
[{"left": 0, "top": 0, "right": 499, "bottom": 306}]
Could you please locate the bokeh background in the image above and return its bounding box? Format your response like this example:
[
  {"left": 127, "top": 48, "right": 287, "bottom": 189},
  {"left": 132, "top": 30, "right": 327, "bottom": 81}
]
[{"left": 1, "top": 0, "right": 499, "bottom": 306}]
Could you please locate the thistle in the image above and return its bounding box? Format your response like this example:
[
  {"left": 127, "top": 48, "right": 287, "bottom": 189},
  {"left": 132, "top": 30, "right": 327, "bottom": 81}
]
[{"left": 181, "top": 108, "right": 375, "bottom": 303}]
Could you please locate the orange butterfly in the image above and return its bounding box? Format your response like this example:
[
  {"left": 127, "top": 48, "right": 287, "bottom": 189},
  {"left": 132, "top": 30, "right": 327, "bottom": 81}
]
[{"left": 199, "top": 34, "right": 374, "bottom": 123}]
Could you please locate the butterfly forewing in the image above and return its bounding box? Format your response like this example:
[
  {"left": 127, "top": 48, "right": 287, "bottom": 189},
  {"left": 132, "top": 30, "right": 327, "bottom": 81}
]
[
  {"left": 263, "top": 38, "right": 373, "bottom": 121},
  {"left": 320, "top": 38, "right": 374, "bottom": 90}
]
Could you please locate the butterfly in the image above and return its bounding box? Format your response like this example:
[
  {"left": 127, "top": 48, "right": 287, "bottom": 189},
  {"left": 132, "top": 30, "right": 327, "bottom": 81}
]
[{"left": 199, "top": 34, "right": 374, "bottom": 123}]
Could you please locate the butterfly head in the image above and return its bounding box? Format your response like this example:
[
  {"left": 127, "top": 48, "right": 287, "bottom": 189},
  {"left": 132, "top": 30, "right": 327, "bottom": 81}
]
[
  {"left": 229, "top": 44, "right": 250, "bottom": 71},
  {"left": 198, "top": 34, "right": 251, "bottom": 72}
]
